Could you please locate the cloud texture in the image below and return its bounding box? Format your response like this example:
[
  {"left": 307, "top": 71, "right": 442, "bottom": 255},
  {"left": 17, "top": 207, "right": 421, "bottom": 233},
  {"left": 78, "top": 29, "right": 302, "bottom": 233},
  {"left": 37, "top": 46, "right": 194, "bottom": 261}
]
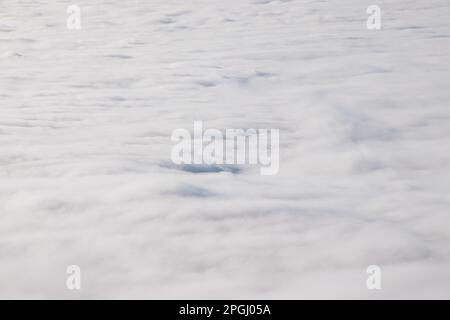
[{"left": 0, "top": 0, "right": 450, "bottom": 298}]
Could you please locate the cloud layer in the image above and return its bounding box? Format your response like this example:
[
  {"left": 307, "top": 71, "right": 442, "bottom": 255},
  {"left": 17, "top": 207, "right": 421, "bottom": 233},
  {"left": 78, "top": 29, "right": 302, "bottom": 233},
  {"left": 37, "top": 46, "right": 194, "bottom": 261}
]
[{"left": 0, "top": 0, "right": 449, "bottom": 299}]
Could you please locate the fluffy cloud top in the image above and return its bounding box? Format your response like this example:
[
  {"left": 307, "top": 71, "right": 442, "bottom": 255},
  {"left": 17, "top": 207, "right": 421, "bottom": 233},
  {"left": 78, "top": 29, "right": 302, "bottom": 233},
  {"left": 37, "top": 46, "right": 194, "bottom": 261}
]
[{"left": 0, "top": 0, "right": 449, "bottom": 299}]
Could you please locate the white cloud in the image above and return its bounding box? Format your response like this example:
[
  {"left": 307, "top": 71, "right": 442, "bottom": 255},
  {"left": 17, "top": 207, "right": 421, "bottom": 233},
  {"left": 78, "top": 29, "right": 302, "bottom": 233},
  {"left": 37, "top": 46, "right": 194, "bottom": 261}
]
[{"left": 0, "top": 0, "right": 449, "bottom": 299}]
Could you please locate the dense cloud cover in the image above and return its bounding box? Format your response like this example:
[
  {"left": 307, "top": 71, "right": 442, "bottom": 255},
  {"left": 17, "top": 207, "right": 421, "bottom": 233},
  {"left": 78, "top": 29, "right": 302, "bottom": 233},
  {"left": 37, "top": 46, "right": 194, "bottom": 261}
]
[{"left": 0, "top": 0, "right": 449, "bottom": 298}]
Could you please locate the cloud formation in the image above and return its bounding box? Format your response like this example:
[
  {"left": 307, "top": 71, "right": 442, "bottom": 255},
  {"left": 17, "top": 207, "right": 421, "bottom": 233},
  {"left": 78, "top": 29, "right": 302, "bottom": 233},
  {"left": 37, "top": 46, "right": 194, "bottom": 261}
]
[{"left": 0, "top": 0, "right": 449, "bottom": 299}]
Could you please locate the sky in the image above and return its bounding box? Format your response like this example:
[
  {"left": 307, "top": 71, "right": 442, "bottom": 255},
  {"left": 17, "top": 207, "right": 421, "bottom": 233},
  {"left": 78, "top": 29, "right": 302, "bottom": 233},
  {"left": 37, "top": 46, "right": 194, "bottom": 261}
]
[{"left": 0, "top": 0, "right": 449, "bottom": 299}]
